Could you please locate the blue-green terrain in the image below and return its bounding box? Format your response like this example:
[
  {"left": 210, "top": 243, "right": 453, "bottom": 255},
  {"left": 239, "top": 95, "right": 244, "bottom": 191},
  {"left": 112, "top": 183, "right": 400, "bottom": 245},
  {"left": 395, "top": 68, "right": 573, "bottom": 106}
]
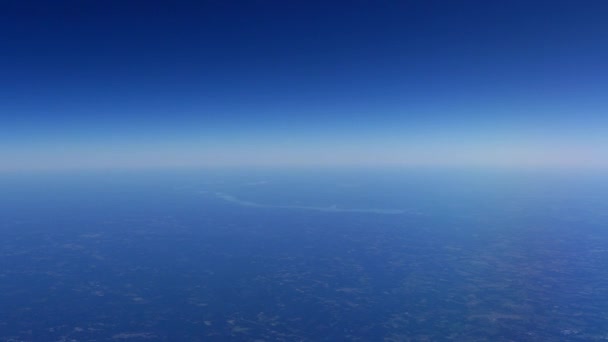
[{"left": 1, "top": 169, "right": 607, "bottom": 341}]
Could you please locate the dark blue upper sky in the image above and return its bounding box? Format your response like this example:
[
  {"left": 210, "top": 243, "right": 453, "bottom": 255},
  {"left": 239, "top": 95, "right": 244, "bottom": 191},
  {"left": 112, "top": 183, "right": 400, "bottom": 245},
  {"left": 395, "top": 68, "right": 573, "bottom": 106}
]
[{"left": 2, "top": 1, "right": 607, "bottom": 170}]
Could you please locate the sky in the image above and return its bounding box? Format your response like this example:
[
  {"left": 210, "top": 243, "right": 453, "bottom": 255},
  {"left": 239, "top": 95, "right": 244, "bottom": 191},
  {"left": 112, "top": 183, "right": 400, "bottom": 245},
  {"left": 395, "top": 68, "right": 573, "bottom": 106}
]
[{"left": 1, "top": 0, "right": 607, "bottom": 171}]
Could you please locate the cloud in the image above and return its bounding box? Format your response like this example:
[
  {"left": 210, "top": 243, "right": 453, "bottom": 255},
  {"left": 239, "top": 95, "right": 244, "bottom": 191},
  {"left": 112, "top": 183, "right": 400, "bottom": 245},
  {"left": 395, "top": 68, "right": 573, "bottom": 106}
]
[{"left": 209, "top": 192, "right": 410, "bottom": 215}]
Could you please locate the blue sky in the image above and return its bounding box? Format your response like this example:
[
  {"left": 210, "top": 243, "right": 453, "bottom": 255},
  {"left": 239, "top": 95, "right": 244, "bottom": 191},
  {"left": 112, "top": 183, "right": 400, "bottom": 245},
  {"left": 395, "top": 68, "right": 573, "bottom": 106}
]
[{"left": 1, "top": 1, "right": 607, "bottom": 170}]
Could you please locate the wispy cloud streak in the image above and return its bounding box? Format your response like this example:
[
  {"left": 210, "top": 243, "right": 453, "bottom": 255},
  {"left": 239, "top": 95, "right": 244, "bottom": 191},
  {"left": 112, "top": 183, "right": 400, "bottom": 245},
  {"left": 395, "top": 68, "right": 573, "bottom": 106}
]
[{"left": 208, "top": 192, "right": 409, "bottom": 215}]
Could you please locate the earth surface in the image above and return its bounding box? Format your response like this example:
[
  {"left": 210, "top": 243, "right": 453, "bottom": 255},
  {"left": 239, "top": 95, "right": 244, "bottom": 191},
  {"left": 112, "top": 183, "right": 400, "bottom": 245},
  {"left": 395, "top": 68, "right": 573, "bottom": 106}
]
[{"left": 1, "top": 169, "right": 607, "bottom": 341}]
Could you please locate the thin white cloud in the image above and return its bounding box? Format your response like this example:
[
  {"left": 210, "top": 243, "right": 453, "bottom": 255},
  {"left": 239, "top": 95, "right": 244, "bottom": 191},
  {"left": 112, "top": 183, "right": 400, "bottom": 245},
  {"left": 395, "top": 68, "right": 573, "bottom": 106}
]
[{"left": 209, "top": 192, "right": 410, "bottom": 215}]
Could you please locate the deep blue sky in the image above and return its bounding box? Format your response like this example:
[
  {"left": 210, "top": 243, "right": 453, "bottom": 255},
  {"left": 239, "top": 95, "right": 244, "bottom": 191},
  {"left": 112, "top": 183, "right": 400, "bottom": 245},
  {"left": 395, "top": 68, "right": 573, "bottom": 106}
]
[{"left": 1, "top": 1, "right": 607, "bottom": 170}]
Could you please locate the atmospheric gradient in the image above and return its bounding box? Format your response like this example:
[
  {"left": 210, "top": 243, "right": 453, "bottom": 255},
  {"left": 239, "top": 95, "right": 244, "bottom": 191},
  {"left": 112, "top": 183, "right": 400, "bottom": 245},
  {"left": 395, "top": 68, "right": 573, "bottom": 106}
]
[
  {"left": 1, "top": 1, "right": 607, "bottom": 171},
  {"left": 1, "top": 2, "right": 608, "bottom": 342}
]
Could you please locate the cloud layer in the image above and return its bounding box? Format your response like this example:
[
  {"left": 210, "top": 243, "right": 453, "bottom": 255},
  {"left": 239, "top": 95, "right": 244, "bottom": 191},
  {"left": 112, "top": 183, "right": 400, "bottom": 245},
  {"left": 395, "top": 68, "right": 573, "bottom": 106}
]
[{"left": 210, "top": 192, "right": 409, "bottom": 215}]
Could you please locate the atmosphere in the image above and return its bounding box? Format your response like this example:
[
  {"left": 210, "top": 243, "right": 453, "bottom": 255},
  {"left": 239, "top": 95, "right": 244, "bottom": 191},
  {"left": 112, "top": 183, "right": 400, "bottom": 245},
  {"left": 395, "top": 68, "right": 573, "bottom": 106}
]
[
  {"left": 2, "top": 1, "right": 607, "bottom": 170},
  {"left": 4, "top": 2, "right": 608, "bottom": 340}
]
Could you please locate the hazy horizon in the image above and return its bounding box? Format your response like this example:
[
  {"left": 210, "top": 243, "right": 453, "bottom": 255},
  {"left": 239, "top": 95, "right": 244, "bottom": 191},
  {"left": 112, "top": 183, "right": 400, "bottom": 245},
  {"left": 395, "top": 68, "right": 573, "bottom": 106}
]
[{"left": 2, "top": 1, "right": 607, "bottom": 171}]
